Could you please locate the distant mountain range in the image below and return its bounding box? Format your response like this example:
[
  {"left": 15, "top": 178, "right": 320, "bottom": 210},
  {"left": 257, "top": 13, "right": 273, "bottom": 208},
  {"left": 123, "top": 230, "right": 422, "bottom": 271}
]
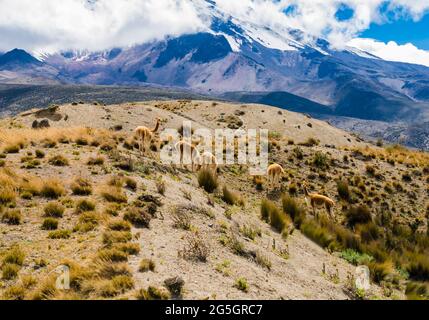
[{"left": 0, "top": 0, "right": 428, "bottom": 148}]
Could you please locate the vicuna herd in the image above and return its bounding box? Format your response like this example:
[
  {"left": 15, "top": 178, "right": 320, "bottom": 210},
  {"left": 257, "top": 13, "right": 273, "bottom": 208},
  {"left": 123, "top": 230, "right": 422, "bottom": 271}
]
[{"left": 134, "top": 118, "right": 335, "bottom": 218}]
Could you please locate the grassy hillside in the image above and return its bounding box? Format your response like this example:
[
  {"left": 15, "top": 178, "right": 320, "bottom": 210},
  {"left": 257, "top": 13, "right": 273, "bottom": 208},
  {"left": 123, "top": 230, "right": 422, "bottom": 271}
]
[{"left": 0, "top": 100, "right": 428, "bottom": 300}]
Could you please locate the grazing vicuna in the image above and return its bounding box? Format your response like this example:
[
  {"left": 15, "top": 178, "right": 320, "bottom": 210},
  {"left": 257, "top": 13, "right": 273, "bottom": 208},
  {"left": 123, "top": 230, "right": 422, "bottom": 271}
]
[
  {"left": 267, "top": 163, "right": 285, "bottom": 189},
  {"left": 175, "top": 141, "right": 200, "bottom": 172},
  {"left": 134, "top": 118, "right": 161, "bottom": 155},
  {"left": 197, "top": 151, "right": 218, "bottom": 175},
  {"left": 303, "top": 183, "right": 335, "bottom": 218}
]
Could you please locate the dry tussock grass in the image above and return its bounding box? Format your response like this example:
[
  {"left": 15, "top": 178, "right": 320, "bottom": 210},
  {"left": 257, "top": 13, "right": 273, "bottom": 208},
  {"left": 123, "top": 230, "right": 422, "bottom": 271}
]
[
  {"left": 349, "top": 145, "right": 429, "bottom": 167},
  {"left": 0, "top": 127, "right": 114, "bottom": 152}
]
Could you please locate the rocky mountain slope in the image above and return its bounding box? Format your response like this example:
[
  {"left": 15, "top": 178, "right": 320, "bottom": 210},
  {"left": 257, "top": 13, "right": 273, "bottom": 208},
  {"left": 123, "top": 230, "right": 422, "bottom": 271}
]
[
  {"left": 0, "top": 100, "right": 428, "bottom": 300},
  {"left": 1, "top": 0, "right": 429, "bottom": 124}
]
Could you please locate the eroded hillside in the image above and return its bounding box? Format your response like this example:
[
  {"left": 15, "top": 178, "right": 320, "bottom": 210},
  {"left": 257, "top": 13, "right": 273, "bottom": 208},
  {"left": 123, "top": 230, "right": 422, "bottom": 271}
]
[{"left": 0, "top": 100, "right": 428, "bottom": 300}]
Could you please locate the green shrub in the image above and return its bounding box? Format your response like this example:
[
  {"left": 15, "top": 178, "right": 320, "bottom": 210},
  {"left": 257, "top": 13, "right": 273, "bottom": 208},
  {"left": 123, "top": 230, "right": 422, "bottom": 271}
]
[
  {"left": 407, "top": 255, "right": 429, "bottom": 282},
  {"left": 222, "top": 186, "right": 243, "bottom": 206},
  {"left": 337, "top": 180, "right": 351, "bottom": 202},
  {"left": 198, "top": 169, "right": 218, "bottom": 193},
  {"left": 40, "top": 180, "right": 65, "bottom": 199},
  {"left": 87, "top": 157, "right": 105, "bottom": 166},
  {"left": 75, "top": 199, "right": 96, "bottom": 213},
  {"left": 48, "top": 230, "right": 71, "bottom": 239},
  {"left": 44, "top": 202, "right": 65, "bottom": 218},
  {"left": 367, "top": 261, "right": 393, "bottom": 283},
  {"left": 340, "top": 249, "right": 374, "bottom": 266},
  {"left": 100, "top": 186, "right": 127, "bottom": 203},
  {"left": 108, "top": 220, "right": 131, "bottom": 232},
  {"left": 357, "top": 223, "right": 380, "bottom": 243},
  {"left": 48, "top": 155, "right": 69, "bottom": 166},
  {"left": 71, "top": 178, "right": 92, "bottom": 196},
  {"left": 125, "top": 177, "right": 137, "bottom": 191},
  {"left": 136, "top": 286, "right": 170, "bottom": 300},
  {"left": 139, "top": 259, "right": 156, "bottom": 272},
  {"left": 2, "top": 246, "right": 25, "bottom": 266},
  {"left": 2, "top": 263, "right": 20, "bottom": 280},
  {"left": 97, "top": 248, "right": 128, "bottom": 262},
  {"left": 123, "top": 207, "right": 151, "bottom": 228},
  {"left": 113, "top": 243, "right": 140, "bottom": 255},
  {"left": 346, "top": 205, "right": 372, "bottom": 227},
  {"left": 35, "top": 149, "right": 45, "bottom": 159},
  {"left": 313, "top": 152, "right": 329, "bottom": 168},
  {"left": 234, "top": 277, "right": 249, "bottom": 292},
  {"left": 406, "top": 282, "right": 429, "bottom": 300},
  {"left": 282, "top": 195, "right": 305, "bottom": 227},
  {"left": 1, "top": 209, "right": 22, "bottom": 225},
  {"left": 102, "top": 231, "right": 132, "bottom": 246},
  {"left": 3, "top": 144, "right": 21, "bottom": 154},
  {"left": 260, "top": 199, "right": 290, "bottom": 234},
  {"left": 301, "top": 220, "right": 335, "bottom": 249},
  {"left": 41, "top": 218, "right": 58, "bottom": 230},
  {"left": 0, "top": 186, "right": 17, "bottom": 205}
]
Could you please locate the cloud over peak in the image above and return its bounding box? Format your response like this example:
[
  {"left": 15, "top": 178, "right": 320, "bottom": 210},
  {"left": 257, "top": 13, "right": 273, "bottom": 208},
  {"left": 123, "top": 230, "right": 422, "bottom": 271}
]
[{"left": 0, "top": 0, "right": 428, "bottom": 67}]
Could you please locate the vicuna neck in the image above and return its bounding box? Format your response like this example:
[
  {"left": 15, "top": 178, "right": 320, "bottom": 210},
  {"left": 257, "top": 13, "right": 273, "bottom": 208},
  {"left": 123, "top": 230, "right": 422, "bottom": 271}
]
[{"left": 152, "top": 120, "right": 160, "bottom": 133}]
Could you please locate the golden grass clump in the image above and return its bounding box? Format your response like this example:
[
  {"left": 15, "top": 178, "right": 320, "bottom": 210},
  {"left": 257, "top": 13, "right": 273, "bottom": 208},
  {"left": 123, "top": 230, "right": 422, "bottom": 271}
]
[
  {"left": 71, "top": 177, "right": 93, "bottom": 196},
  {"left": 48, "top": 229, "right": 71, "bottom": 239},
  {"left": 198, "top": 169, "right": 218, "bottom": 193},
  {"left": 139, "top": 259, "right": 156, "bottom": 272},
  {"left": 1, "top": 209, "right": 22, "bottom": 225},
  {"left": 41, "top": 218, "right": 58, "bottom": 230},
  {"left": 222, "top": 186, "right": 244, "bottom": 206},
  {"left": 44, "top": 202, "right": 65, "bottom": 218},
  {"left": 100, "top": 186, "right": 128, "bottom": 204},
  {"left": 48, "top": 155, "right": 69, "bottom": 167},
  {"left": 261, "top": 199, "right": 291, "bottom": 235},
  {"left": 136, "top": 286, "right": 170, "bottom": 300},
  {"left": 41, "top": 179, "right": 65, "bottom": 199},
  {"left": 75, "top": 199, "right": 96, "bottom": 214}
]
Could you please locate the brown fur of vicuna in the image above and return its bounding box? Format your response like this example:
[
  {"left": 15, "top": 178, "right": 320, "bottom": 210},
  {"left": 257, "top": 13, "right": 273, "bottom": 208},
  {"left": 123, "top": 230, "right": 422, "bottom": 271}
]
[
  {"left": 175, "top": 141, "right": 200, "bottom": 172},
  {"left": 267, "top": 163, "right": 285, "bottom": 190},
  {"left": 134, "top": 118, "right": 161, "bottom": 155},
  {"left": 303, "top": 183, "right": 335, "bottom": 218},
  {"left": 196, "top": 151, "right": 218, "bottom": 175}
]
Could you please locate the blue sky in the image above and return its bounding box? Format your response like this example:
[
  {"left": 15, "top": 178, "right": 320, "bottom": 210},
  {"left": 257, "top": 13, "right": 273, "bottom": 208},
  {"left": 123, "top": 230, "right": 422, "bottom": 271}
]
[{"left": 361, "top": 13, "right": 429, "bottom": 50}]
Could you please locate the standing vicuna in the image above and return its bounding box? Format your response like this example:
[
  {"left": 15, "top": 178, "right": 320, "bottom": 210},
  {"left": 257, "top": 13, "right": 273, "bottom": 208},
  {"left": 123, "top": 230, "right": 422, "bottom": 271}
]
[
  {"left": 267, "top": 163, "right": 285, "bottom": 189},
  {"left": 134, "top": 118, "right": 161, "bottom": 155},
  {"left": 303, "top": 182, "right": 335, "bottom": 218},
  {"left": 175, "top": 141, "right": 201, "bottom": 172},
  {"left": 197, "top": 151, "right": 218, "bottom": 175}
]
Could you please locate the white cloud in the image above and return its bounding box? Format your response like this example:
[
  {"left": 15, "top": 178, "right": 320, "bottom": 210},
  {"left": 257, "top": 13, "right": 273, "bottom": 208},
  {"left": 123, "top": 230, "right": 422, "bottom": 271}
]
[
  {"left": 0, "top": 0, "right": 206, "bottom": 53},
  {"left": 0, "top": 0, "right": 429, "bottom": 65},
  {"left": 213, "top": 0, "right": 429, "bottom": 49},
  {"left": 348, "top": 38, "right": 429, "bottom": 67}
]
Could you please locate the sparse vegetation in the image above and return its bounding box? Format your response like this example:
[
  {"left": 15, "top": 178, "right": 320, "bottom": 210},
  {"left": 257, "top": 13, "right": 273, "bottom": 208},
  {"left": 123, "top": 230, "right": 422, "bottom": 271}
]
[
  {"left": 100, "top": 186, "right": 127, "bottom": 203},
  {"left": 41, "top": 218, "right": 58, "bottom": 230},
  {"left": 1, "top": 209, "right": 22, "bottom": 225},
  {"left": 261, "top": 199, "right": 291, "bottom": 235},
  {"left": 234, "top": 277, "right": 249, "bottom": 292},
  {"left": 48, "top": 229, "right": 71, "bottom": 239},
  {"left": 71, "top": 177, "right": 93, "bottom": 196},
  {"left": 41, "top": 179, "right": 65, "bottom": 199},
  {"left": 181, "top": 233, "right": 209, "bottom": 262},
  {"left": 44, "top": 202, "right": 65, "bottom": 218},
  {"left": 198, "top": 169, "right": 218, "bottom": 193},
  {"left": 139, "top": 259, "right": 156, "bottom": 272},
  {"left": 49, "top": 155, "right": 69, "bottom": 167}
]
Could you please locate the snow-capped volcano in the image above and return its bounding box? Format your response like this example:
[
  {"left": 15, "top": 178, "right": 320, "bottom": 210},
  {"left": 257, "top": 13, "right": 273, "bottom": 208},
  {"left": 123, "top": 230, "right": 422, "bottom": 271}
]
[{"left": 1, "top": 0, "right": 429, "bottom": 123}]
